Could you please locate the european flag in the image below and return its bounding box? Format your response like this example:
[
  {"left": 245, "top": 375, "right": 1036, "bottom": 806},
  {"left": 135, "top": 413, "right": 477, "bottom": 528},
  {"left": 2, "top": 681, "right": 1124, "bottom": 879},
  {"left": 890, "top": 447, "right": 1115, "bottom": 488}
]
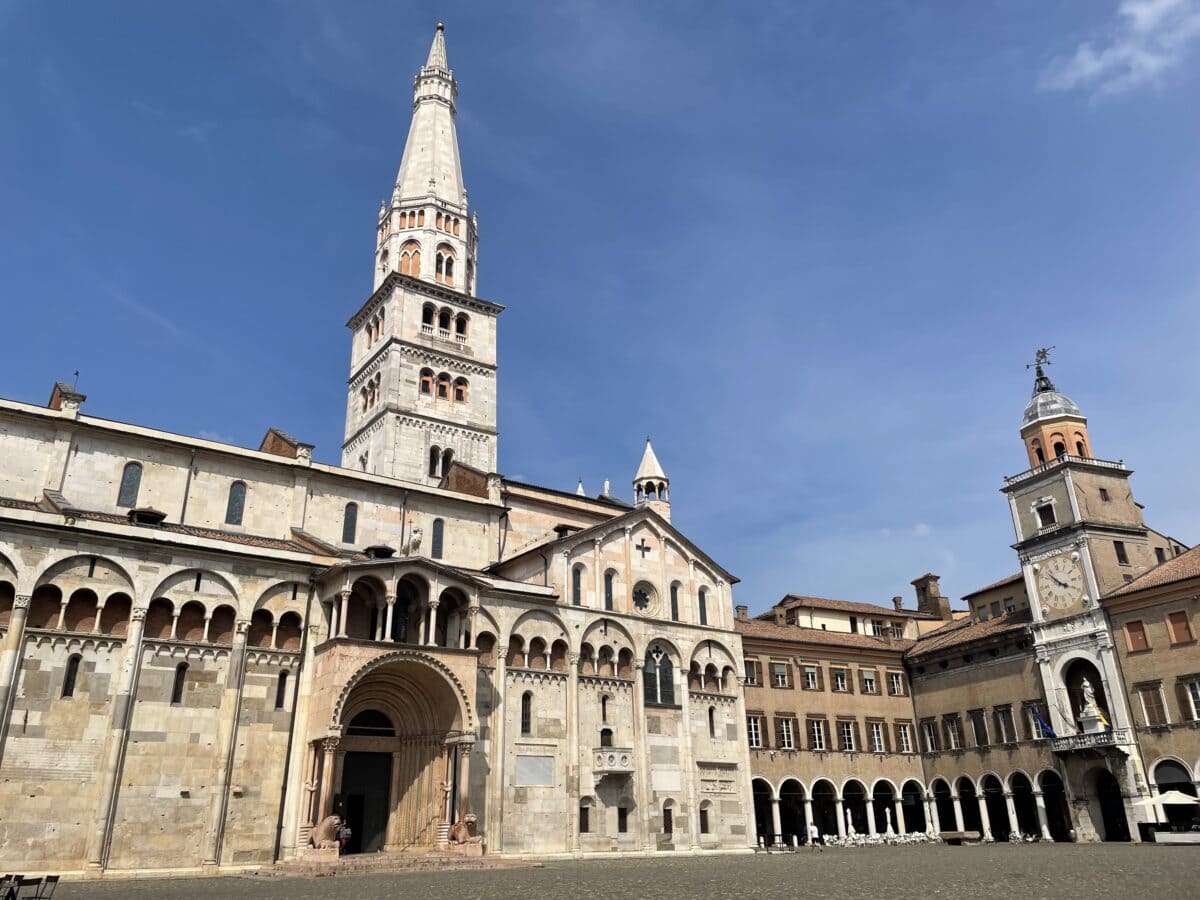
[{"left": 1033, "top": 708, "right": 1057, "bottom": 740}]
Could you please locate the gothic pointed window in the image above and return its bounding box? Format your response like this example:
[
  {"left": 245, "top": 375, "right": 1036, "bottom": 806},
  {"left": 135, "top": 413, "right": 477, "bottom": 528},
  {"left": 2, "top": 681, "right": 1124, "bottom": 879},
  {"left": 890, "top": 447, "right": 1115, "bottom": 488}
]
[
  {"left": 225, "top": 481, "right": 246, "bottom": 526},
  {"left": 117, "top": 461, "right": 142, "bottom": 508},
  {"left": 431, "top": 518, "right": 445, "bottom": 559},
  {"left": 644, "top": 644, "right": 675, "bottom": 706},
  {"left": 436, "top": 245, "right": 456, "bottom": 285},
  {"left": 342, "top": 502, "right": 358, "bottom": 544}
]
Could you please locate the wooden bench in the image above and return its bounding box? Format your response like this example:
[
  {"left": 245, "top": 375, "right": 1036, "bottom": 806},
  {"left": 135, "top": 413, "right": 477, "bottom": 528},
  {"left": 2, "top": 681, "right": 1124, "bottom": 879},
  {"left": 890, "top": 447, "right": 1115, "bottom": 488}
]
[{"left": 939, "top": 830, "right": 982, "bottom": 846}]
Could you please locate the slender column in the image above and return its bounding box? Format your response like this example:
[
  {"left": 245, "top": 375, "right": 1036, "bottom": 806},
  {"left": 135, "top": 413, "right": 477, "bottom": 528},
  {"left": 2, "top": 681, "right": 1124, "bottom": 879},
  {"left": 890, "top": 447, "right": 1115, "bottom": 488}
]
[
  {"left": 866, "top": 800, "right": 877, "bottom": 836},
  {"left": 834, "top": 797, "right": 846, "bottom": 837},
  {"left": 85, "top": 605, "right": 147, "bottom": 869},
  {"left": 327, "top": 599, "right": 339, "bottom": 640},
  {"left": 337, "top": 591, "right": 349, "bottom": 638},
  {"left": 677, "top": 667, "right": 700, "bottom": 850},
  {"left": 440, "top": 745, "right": 454, "bottom": 832},
  {"left": 384, "top": 595, "right": 396, "bottom": 643},
  {"left": 280, "top": 621, "right": 322, "bottom": 860},
  {"left": 93, "top": 601, "right": 105, "bottom": 634},
  {"left": 269, "top": 621, "right": 279, "bottom": 650},
  {"left": 894, "top": 798, "right": 906, "bottom": 834},
  {"left": 170, "top": 613, "right": 180, "bottom": 640},
  {"left": 373, "top": 601, "right": 385, "bottom": 641},
  {"left": 386, "top": 750, "right": 403, "bottom": 848},
  {"left": 770, "top": 797, "right": 783, "bottom": 845},
  {"left": 202, "top": 618, "right": 250, "bottom": 866},
  {"left": 632, "top": 661, "right": 654, "bottom": 850},
  {"left": 927, "top": 795, "right": 941, "bottom": 835},
  {"left": 56, "top": 598, "right": 68, "bottom": 631},
  {"left": 318, "top": 739, "right": 338, "bottom": 819},
  {"left": 952, "top": 794, "right": 965, "bottom": 832},
  {"left": 977, "top": 792, "right": 993, "bottom": 841},
  {"left": 457, "top": 739, "right": 473, "bottom": 819},
  {"left": 486, "top": 649, "right": 507, "bottom": 853},
  {"left": 567, "top": 653, "right": 580, "bottom": 853},
  {"left": 1033, "top": 789, "right": 1052, "bottom": 840},
  {"left": 202, "top": 615, "right": 212, "bottom": 643},
  {"left": 1003, "top": 791, "right": 1019, "bottom": 838},
  {"left": 0, "top": 595, "right": 32, "bottom": 765},
  {"left": 803, "top": 797, "right": 814, "bottom": 839},
  {"left": 466, "top": 603, "right": 479, "bottom": 650},
  {"left": 426, "top": 600, "right": 440, "bottom": 647}
]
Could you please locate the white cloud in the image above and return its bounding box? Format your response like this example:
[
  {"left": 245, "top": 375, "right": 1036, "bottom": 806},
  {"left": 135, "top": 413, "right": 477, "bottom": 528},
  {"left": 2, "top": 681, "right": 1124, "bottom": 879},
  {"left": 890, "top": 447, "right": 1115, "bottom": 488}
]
[{"left": 1039, "top": 0, "right": 1200, "bottom": 98}]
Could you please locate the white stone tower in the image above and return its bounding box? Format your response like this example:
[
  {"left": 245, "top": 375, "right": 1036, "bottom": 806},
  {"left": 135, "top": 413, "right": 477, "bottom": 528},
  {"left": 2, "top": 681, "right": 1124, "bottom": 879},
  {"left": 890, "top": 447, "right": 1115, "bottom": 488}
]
[
  {"left": 342, "top": 24, "right": 501, "bottom": 485},
  {"left": 633, "top": 438, "right": 670, "bottom": 522}
]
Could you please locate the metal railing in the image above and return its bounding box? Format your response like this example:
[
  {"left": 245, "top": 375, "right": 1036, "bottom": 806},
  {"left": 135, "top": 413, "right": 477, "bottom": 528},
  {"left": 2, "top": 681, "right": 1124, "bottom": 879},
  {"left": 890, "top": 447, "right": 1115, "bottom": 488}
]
[{"left": 1004, "top": 454, "right": 1126, "bottom": 486}]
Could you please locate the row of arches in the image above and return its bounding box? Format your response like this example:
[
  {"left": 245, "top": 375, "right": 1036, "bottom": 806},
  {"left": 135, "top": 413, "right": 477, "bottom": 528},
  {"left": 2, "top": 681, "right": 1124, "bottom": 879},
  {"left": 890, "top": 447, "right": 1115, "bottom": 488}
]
[
  {"left": 386, "top": 240, "right": 457, "bottom": 285},
  {"left": 359, "top": 372, "right": 383, "bottom": 412},
  {"left": 418, "top": 369, "right": 468, "bottom": 402},
  {"left": 569, "top": 565, "right": 714, "bottom": 626},
  {"left": 635, "top": 481, "right": 668, "bottom": 503},
  {"left": 421, "top": 303, "right": 469, "bottom": 338},
  {"left": 428, "top": 447, "right": 454, "bottom": 479},
  {"left": 364, "top": 308, "right": 386, "bottom": 347},
  {"left": 380, "top": 209, "right": 462, "bottom": 238},
  {"left": 750, "top": 770, "right": 1074, "bottom": 845},
  {"left": 1030, "top": 430, "right": 1089, "bottom": 464},
  {"left": 327, "top": 573, "right": 470, "bottom": 648}
]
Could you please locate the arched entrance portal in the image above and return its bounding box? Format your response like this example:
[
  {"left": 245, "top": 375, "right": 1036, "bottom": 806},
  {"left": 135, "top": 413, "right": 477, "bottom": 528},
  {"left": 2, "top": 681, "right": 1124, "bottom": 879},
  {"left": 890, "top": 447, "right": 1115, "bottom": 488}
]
[
  {"left": 779, "top": 779, "right": 806, "bottom": 847},
  {"left": 1092, "top": 769, "right": 1130, "bottom": 842},
  {"left": 751, "top": 778, "right": 774, "bottom": 845},
  {"left": 901, "top": 780, "right": 927, "bottom": 833},
  {"left": 1154, "top": 759, "right": 1200, "bottom": 830},
  {"left": 1039, "top": 770, "right": 1071, "bottom": 841},
  {"left": 312, "top": 656, "right": 472, "bottom": 854},
  {"left": 811, "top": 780, "right": 838, "bottom": 839}
]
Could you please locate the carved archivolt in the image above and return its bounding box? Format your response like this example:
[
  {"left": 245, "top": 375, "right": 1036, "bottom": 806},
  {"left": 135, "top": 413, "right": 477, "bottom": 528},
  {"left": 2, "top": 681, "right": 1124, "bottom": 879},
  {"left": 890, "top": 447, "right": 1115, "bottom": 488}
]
[{"left": 330, "top": 648, "right": 475, "bottom": 732}]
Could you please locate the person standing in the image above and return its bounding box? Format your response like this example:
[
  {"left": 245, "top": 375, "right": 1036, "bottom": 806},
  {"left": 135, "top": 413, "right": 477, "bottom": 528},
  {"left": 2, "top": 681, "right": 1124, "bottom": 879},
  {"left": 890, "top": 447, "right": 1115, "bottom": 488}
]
[{"left": 808, "top": 821, "right": 823, "bottom": 851}]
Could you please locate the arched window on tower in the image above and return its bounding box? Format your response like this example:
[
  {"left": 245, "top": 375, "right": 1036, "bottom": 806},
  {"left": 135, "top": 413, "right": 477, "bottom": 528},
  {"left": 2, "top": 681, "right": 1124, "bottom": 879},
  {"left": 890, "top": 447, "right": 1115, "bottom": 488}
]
[
  {"left": 422, "top": 303, "right": 436, "bottom": 328},
  {"left": 62, "top": 653, "right": 82, "bottom": 698},
  {"left": 453, "top": 377, "right": 469, "bottom": 402},
  {"left": 1053, "top": 440, "right": 1066, "bottom": 458},
  {"left": 417, "top": 209, "right": 425, "bottom": 226},
  {"left": 436, "top": 245, "right": 456, "bottom": 285},
  {"left": 436, "top": 211, "right": 444, "bottom": 230},
  {"left": 572, "top": 564, "right": 583, "bottom": 606},
  {"left": 431, "top": 518, "right": 445, "bottom": 559},
  {"left": 455, "top": 313, "right": 469, "bottom": 338},
  {"left": 117, "top": 461, "right": 142, "bottom": 508},
  {"left": 438, "top": 307, "right": 452, "bottom": 332},
  {"left": 171, "top": 662, "right": 188, "bottom": 705},
  {"left": 441, "top": 448, "right": 454, "bottom": 477},
  {"left": 342, "top": 502, "right": 358, "bottom": 544},
  {"left": 399, "top": 240, "right": 421, "bottom": 277},
  {"left": 428, "top": 446, "right": 441, "bottom": 477},
  {"left": 436, "top": 373, "right": 451, "bottom": 399},
  {"left": 419, "top": 368, "right": 434, "bottom": 395},
  {"left": 600, "top": 727, "right": 614, "bottom": 748},
  {"left": 1032, "top": 439, "right": 1045, "bottom": 464},
  {"left": 1075, "top": 435, "right": 1088, "bottom": 458},
  {"left": 225, "top": 481, "right": 246, "bottom": 526}
]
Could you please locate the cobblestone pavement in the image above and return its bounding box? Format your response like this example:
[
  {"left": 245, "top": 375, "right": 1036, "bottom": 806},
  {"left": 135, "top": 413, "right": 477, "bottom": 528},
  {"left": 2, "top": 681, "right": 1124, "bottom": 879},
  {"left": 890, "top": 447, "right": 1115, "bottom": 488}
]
[{"left": 59, "top": 844, "right": 1196, "bottom": 900}]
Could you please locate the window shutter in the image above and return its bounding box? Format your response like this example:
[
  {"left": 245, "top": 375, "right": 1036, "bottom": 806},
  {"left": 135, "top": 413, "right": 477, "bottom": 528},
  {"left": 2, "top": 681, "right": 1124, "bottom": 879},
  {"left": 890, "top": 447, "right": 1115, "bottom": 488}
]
[
  {"left": 785, "top": 663, "right": 794, "bottom": 689},
  {"left": 846, "top": 670, "right": 854, "bottom": 694},
  {"left": 774, "top": 718, "right": 784, "bottom": 748},
  {"left": 816, "top": 666, "right": 824, "bottom": 691},
  {"left": 894, "top": 723, "right": 904, "bottom": 752},
  {"left": 882, "top": 723, "right": 892, "bottom": 754},
  {"left": 852, "top": 721, "right": 862, "bottom": 752}
]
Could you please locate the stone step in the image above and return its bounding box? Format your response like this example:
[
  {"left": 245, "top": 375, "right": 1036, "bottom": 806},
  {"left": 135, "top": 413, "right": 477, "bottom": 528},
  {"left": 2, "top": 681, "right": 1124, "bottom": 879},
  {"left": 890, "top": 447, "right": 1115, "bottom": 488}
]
[{"left": 257, "top": 853, "right": 524, "bottom": 878}]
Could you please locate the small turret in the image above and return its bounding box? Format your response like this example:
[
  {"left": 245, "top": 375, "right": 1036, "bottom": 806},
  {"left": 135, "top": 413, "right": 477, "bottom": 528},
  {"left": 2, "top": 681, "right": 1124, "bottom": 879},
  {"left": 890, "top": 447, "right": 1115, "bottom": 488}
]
[
  {"left": 1020, "top": 348, "right": 1092, "bottom": 467},
  {"left": 633, "top": 438, "right": 670, "bottom": 522}
]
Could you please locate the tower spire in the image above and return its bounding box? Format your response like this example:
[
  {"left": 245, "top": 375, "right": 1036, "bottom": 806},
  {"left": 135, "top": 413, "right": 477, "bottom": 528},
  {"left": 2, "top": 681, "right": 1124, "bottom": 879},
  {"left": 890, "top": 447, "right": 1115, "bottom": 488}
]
[
  {"left": 633, "top": 438, "right": 671, "bottom": 521},
  {"left": 427, "top": 22, "right": 449, "bottom": 70}
]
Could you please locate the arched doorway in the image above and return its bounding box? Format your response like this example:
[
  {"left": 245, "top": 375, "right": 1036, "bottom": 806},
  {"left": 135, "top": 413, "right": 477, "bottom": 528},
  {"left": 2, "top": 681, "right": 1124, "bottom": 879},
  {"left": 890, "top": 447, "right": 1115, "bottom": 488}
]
[
  {"left": 751, "top": 778, "right": 774, "bottom": 845},
  {"left": 871, "top": 781, "right": 896, "bottom": 834},
  {"left": 842, "top": 780, "right": 868, "bottom": 834},
  {"left": 319, "top": 655, "right": 470, "bottom": 854},
  {"left": 1039, "top": 770, "right": 1071, "bottom": 841},
  {"left": 1153, "top": 759, "right": 1200, "bottom": 829},
  {"left": 981, "top": 774, "right": 1010, "bottom": 841},
  {"left": 1008, "top": 772, "right": 1039, "bottom": 838},
  {"left": 1092, "top": 769, "right": 1130, "bottom": 842},
  {"left": 779, "top": 779, "right": 806, "bottom": 847},
  {"left": 956, "top": 777, "right": 982, "bottom": 834},
  {"left": 811, "top": 779, "right": 838, "bottom": 838},
  {"left": 901, "top": 780, "right": 927, "bottom": 833},
  {"left": 932, "top": 779, "right": 955, "bottom": 832}
]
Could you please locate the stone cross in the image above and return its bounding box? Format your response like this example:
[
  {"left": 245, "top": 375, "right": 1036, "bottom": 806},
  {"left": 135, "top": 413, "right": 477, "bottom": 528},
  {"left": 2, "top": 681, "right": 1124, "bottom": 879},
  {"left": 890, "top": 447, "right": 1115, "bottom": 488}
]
[{"left": 635, "top": 539, "right": 651, "bottom": 559}]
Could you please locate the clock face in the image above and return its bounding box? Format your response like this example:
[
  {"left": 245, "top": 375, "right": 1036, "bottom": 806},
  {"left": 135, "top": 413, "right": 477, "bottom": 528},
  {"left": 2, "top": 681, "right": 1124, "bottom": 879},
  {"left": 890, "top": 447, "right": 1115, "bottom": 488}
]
[{"left": 1036, "top": 554, "right": 1086, "bottom": 611}]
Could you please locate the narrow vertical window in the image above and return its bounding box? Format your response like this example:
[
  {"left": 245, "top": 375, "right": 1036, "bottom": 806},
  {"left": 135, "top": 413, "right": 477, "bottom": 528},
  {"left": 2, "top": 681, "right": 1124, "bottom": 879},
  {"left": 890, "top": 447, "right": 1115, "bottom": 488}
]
[
  {"left": 708, "top": 706, "right": 716, "bottom": 738},
  {"left": 342, "top": 502, "right": 358, "bottom": 544},
  {"left": 62, "top": 654, "right": 82, "bottom": 698},
  {"left": 601, "top": 695, "right": 608, "bottom": 722},
  {"left": 604, "top": 572, "right": 614, "bottom": 611},
  {"left": 670, "top": 584, "right": 679, "bottom": 621},
  {"left": 618, "top": 807, "right": 629, "bottom": 833},
  {"left": 171, "top": 662, "right": 188, "bottom": 705},
  {"left": 225, "top": 481, "right": 246, "bottom": 526},
  {"left": 521, "top": 691, "right": 532, "bottom": 736},
  {"left": 117, "top": 461, "right": 142, "bottom": 508},
  {"left": 698, "top": 588, "right": 708, "bottom": 626},
  {"left": 699, "top": 806, "right": 710, "bottom": 834},
  {"left": 579, "top": 805, "right": 589, "bottom": 834},
  {"left": 275, "top": 670, "right": 289, "bottom": 710},
  {"left": 663, "top": 805, "right": 673, "bottom": 835},
  {"left": 428, "top": 446, "right": 441, "bottom": 477},
  {"left": 600, "top": 727, "right": 613, "bottom": 748},
  {"left": 431, "top": 518, "right": 445, "bottom": 559},
  {"left": 572, "top": 565, "right": 582, "bottom": 606}
]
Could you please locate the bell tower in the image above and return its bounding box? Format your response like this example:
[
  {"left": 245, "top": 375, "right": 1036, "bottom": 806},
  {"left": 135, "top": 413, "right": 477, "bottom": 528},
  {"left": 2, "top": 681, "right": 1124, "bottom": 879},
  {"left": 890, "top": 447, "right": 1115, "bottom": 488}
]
[
  {"left": 341, "top": 24, "right": 501, "bottom": 485},
  {"left": 633, "top": 438, "right": 670, "bottom": 522}
]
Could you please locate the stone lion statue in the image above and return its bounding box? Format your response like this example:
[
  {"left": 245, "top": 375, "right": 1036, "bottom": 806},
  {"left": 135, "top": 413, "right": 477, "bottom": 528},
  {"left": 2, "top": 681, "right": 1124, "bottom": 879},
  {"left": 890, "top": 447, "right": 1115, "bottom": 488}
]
[
  {"left": 448, "top": 813, "right": 480, "bottom": 844},
  {"left": 311, "top": 814, "right": 342, "bottom": 849},
  {"left": 405, "top": 526, "right": 423, "bottom": 556}
]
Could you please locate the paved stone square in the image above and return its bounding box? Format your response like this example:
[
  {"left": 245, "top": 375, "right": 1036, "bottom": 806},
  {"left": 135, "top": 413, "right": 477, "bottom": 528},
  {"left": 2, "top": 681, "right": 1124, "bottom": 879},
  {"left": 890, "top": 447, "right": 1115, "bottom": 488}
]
[{"left": 58, "top": 844, "right": 1197, "bottom": 900}]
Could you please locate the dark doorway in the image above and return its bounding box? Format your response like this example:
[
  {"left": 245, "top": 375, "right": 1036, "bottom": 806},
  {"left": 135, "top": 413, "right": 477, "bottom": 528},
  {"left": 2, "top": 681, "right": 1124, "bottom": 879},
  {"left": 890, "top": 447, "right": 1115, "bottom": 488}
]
[
  {"left": 1039, "top": 771, "right": 1071, "bottom": 841},
  {"left": 342, "top": 751, "right": 392, "bottom": 853},
  {"left": 1094, "top": 769, "right": 1130, "bottom": 842},
  {"left": 957, "top": 778, "right": 982, "bottom": 834},
  {"left": 1009, "top": 773, "right": 1039, "bottom": 837},
  {"left": 751, "top": 779, "right": 773, "bottom": 845},
  {"left": 779, "top": 779, "right": 806, "bottom": 846},
  {"left": 811, "top": 780, "right": 839, "bottom": 838},
  {"left": 901, "top": 780, "right": 927, "bottom": 833}
]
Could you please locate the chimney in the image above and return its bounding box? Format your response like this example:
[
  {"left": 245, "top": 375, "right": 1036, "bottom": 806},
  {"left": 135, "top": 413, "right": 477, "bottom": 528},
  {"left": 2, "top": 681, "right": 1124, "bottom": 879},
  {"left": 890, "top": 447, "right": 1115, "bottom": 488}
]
[
  {"left": 891, "top": 595, "right": 904, "bottom": 611},
  {"left": 772, "top": 607, "right": 786, "bottom": 626},
  {"left": 911, "top": 573, "right": 953, "bottom": 621},
  {"left": 735, "top": 605, "right": 748, "bottom": 622}
]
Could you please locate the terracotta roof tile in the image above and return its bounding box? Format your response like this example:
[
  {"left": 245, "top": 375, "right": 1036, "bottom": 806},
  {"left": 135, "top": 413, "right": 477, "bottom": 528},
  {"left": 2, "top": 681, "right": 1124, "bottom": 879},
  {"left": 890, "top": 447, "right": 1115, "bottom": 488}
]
[
  {"left": 961, "top": 572, "right": 1024, "bottom": 600},
  {"left": 736, "top": 618, "right": 913, "bottom": 652},
  {"left": 760, "top": 594, "right": 938, "bottom": 620},
  {"left": 1107, "top": 544, "right": 1200, "bottom": 597},
  {"left": 906, "top": 608, "right": 1032, "bottom": 658}
]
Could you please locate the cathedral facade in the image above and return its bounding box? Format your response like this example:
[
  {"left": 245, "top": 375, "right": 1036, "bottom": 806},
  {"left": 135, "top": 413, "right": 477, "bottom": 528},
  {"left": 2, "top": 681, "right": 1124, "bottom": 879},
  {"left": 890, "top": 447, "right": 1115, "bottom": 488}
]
[{"left": 0, "top": 26, "right": 754, "bottom": 875}]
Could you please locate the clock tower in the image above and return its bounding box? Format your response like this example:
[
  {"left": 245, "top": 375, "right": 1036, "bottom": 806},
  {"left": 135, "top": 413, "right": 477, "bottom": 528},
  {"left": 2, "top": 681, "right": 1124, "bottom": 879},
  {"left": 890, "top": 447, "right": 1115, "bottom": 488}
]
[{"left": 1000, "top": 349, "right": 1151, "bottom": 840}]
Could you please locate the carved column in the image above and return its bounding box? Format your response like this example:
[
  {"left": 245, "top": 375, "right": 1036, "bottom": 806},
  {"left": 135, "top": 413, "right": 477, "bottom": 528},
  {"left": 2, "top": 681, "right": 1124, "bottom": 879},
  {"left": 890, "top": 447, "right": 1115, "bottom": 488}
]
[
  {"left": 426, "top": 600, "right": 440, "bottom": 647},
  {"left": 202, "top": 617, "right": 250, "bottom": 867},
  {"left": 566, "top": 652, "right": 580, "bottom": 853},
  {"left": 279, "top": 621, "right": 323, "bottom": 860},
  {"left": 86, "top": 605, "right": 147, "bottom": 870},
  {"left": 318, "top": 738, "right": 339, "bottom": 820},
  {"left": 337, "top": 591, "right": 349, "bottom": 639},
  {"left": 383, "top": 594, "right": 396, "bottom": 643},
  {"left": 456, "top": 739, "right": 474, "bottom": 820},
  {"left": 0, "top": 594, "right": 32, "bottom": 767},
  {"left": 1033, "top": 789, "right": 1052, "bottom": 840}
]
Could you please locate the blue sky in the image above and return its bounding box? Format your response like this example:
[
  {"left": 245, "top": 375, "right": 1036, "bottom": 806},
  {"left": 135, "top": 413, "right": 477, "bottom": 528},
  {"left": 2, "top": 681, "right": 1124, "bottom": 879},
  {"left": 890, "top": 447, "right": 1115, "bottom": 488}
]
[{"left": 2, "top": 1, "right": 1198, "bottom": 613}]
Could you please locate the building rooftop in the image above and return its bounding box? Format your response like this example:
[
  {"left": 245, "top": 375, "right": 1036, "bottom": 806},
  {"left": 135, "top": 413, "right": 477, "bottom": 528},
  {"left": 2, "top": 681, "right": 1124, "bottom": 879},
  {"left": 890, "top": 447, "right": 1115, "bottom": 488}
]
[
  {"left": 1107, "top": 544, "right": 1200, "bottom": 597},
  {"left": 761, "top": 593, "right": 938, "bottom": 620},
  {"left": 961, "top": 572, "right": 1024, "bottom": 600},
  {"left": 906, "top": 607, "right": 1032, "bottom": 659},
  {"left": 736, "top": 617, "right": 914, "bottom": 652}
]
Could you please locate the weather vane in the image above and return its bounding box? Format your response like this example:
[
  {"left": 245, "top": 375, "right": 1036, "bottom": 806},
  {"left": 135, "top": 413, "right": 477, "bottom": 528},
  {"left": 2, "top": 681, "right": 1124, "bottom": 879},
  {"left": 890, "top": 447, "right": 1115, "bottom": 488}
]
[{"left": 1027, "top": 347, "right": 1054, "bottom": 370}]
